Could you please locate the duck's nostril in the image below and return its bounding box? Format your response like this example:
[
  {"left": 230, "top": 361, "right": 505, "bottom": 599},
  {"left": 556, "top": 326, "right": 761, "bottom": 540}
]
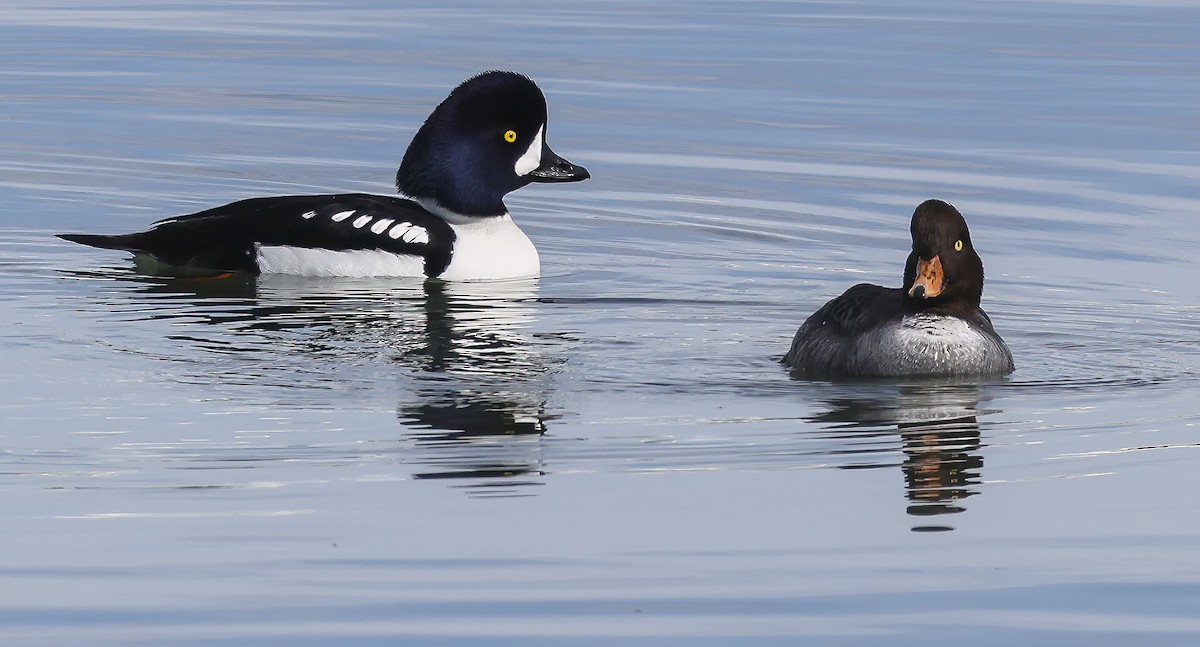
[{"left": 567, "top": 162, "right": 591, "bottom": 180}]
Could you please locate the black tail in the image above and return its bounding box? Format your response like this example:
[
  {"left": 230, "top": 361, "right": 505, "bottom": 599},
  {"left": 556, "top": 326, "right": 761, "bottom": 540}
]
[{"left": 57, "top": 233, "right": 143, "bottom": 252}]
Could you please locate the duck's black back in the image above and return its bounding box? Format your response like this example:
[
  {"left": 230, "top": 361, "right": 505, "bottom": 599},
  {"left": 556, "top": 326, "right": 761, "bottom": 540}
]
[{"left": 59, "top": 194, "right": 456, "bottom": 276}]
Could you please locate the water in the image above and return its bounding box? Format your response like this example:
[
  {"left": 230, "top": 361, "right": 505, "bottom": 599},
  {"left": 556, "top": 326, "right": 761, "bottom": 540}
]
[{"left": 2, "top": 0, "right": 1200, "bottom": 644}]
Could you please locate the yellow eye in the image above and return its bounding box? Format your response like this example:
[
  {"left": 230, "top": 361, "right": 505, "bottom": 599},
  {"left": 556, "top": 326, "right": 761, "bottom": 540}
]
[
  {"left": 954, "top": 240, "right": 964, "bottom": 252},
  {"left": 503, "top": 130, "right": 517, "bottom": 143}
]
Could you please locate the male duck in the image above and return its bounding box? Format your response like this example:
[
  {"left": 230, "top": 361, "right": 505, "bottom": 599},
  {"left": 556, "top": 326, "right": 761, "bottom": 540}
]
[{"left": 58, "top": 71, "right": 589, "bottom": 280}]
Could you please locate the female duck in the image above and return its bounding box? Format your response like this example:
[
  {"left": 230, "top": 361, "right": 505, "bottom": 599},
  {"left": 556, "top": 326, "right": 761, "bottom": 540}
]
[{"left": 783, "top": 199, "right": 1014, "bottom": 378}]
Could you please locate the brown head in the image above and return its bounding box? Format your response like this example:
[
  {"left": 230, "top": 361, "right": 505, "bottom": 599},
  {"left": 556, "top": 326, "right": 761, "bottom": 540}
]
[{"left": 902, "top": 199, "right": 985, "bottom": 311}]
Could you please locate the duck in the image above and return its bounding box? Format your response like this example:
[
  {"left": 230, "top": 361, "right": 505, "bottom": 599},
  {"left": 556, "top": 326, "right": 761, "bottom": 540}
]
[
  {"left": 783, "top": 199, "right": 1014, "bottom": 378},
  {"left": 57, "top": 71, "right": 589, "bottom": 280}
]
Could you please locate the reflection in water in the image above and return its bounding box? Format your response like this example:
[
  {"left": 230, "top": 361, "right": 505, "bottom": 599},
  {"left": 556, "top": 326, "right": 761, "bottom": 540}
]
[
  {"left": 899, "top": 418, "right": 981, "bottom": 520},
  {"left": 62, "top": 268, "right": 555, "bottom": 497},
  {"left": 399, "top": 392, "right": 546, "bottom": 488},
  {"left": 397, "top": 280, "right": 554, "bottom": 498},
  {"left": 808, "top": 382, "right": 994, "bottom": 532}
]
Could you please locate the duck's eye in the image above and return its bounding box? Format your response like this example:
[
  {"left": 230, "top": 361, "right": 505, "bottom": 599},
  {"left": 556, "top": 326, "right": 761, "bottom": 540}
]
[
  {"left": 954, "top": 239, "right": 964, "bottom": 252},
  {"left": 503, "top": 130, "right": 517, "bottom": 143}
]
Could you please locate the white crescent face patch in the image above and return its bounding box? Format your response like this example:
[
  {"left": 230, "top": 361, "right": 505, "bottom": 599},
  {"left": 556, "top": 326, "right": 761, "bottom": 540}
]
[{"left": 513, "top": 125, "right": 544, "bottom": 177}]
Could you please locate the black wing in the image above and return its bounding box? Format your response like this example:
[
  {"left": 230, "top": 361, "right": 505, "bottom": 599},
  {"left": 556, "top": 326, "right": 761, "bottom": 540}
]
[
  {"left": 782, "top": 283, "right": 903, "bottom": 374},
  {"left": 60, "top": 194, "right": 456, "bottom": 277}
]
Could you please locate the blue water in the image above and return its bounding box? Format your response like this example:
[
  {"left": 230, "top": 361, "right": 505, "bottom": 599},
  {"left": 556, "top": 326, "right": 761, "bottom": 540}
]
[{"left": 2, "top": 1, "right": 1200, "bottom": 644}]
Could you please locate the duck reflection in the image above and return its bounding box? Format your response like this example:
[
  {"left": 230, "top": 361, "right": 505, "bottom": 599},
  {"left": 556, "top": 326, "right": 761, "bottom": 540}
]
[
  {"left": 396, "top": 279, "right": 555, "bottom": 497},
  {"left": 398, "top": 388, "right": 547, "bottom": 494},
  {"left": 809, "top": 382, "right": 994, "bottom": 531},
  {"left": 63, "top": 267, "right": 555, "bottom": 496}
]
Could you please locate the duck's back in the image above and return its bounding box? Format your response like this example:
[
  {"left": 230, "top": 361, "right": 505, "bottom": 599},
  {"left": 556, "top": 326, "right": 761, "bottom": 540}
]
[
  {"left": 783, "top": 283, "right": 1013, "bottom": 378},
  {"left": 61, "top": 194, "right": 456, "bottom": 277}
]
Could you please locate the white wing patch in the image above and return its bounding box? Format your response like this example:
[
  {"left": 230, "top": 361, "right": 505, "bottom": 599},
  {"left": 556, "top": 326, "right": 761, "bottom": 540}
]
[
  {"left": 514, "top": 125, "right": 544, "bottom": 177},
  {"left": 370, "top": 218, "right": 394, "bottom": 234},
  {"left": 352, "top": 215, "right": 372, "bottom": 229},
  {"left": 387, "top": 222, "right": 429, "bottom": 244},
  {"left": 301, "top": 210, "right": 317, "bottom": 219},
  {"left": 330, "top": 210, "right": 355, "bottom": 222}
]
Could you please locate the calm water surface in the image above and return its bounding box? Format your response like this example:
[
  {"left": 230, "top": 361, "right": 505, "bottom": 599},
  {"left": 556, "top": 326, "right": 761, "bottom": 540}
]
[{"left": 2, "top": 1, "right": 1199, "bottom": 644}]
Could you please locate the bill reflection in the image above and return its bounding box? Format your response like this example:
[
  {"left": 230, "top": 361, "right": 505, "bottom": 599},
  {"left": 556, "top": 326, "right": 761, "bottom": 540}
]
[{"left": 809, "top": 383, "right": 995, "bottom": 532}]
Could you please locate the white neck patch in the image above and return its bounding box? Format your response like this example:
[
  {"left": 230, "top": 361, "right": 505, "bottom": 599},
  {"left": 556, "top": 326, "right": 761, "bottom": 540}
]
[{"left": 513, "top": 125, "right": 544, "bottom": 177}]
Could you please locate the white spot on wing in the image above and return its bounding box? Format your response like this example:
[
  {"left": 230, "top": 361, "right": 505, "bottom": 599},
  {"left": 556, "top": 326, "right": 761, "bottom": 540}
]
[
  {"left": 514, "top": 125, "right": 544, "bottom": 177},
  {"left": 352, "top": 215, "right": 372, "bottom": 229},
  {"left": 331, "top": 210, "right": 355, "bottom": 222},
  {"left": 301, "top": 210, "right": 317, "bottom": 219},
  {"left": 370, "top": 218, "right": 394, "bottom": 234},
  {"left": 401, "top": 227, "right": 429, "bottom": 244},
  {"left": 388, "top": 222, "right": 414, "bottom": 240}
]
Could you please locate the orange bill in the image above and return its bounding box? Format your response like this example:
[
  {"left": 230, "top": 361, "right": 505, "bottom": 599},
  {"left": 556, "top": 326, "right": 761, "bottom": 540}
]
[{"left": 908, "top": 255, "right": 943, "bottom": 298}]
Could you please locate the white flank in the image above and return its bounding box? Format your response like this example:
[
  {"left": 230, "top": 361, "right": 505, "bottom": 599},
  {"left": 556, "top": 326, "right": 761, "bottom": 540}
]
[
  {"left": 439, "top": 214, "right": 539, "bottom": 281},
  {"left": 513, "top": 125, "right": 544, "bottom": 177},
  {"left": 255, "top": 244, "right": 424, "bottom": 277}
]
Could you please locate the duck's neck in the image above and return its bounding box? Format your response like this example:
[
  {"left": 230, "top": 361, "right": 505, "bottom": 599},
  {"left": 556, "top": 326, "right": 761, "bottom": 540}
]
[{"left": 415, "top": 196, "right": 507, "bottom": 225}]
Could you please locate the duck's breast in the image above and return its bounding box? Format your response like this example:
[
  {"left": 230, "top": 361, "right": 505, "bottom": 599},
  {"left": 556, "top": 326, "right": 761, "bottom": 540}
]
[{"left": 851, "top": 313, "right": 1013, "bottom": 376}]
